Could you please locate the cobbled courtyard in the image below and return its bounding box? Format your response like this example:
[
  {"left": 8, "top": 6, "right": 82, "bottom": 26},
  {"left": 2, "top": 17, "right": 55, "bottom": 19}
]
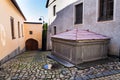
[{"left": 0, "top": 51, "right": 120, "bottom": 80}]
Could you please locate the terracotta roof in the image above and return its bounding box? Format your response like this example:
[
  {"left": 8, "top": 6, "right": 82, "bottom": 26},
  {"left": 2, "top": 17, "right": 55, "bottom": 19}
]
[
  {"left": 52, "top": 29, "right": 110, "bottom": 41},
  {"left": 11, "top": 0, "right": 26, "bottom": 20}
]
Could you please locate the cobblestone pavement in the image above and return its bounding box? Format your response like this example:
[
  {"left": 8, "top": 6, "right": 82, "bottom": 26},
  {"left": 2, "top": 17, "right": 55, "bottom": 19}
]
[{"left": 0, "top": 51, "right": 120, "bottom": 80}]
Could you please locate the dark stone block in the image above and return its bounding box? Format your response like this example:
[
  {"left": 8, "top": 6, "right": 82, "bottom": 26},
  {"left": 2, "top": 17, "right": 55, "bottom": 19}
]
[
  {"left": 116, "top": 69, "right": 120, "bottom": 73},
  {"left": 110, "top": 70, "right": 119, "bottom": 74},
  {"left": 75, "top": 76, "right": 83, "bottom": 80},
  {"left": 95, "top": 73, "right": 104, "bottom": 78},
  {"left": 108, "top": 71, "right": 115, "bottom": 75},
  {"left": 82, "top": 75, "right": 90, "bottom": 80},
  {"left": 11, "top": 76, "right": 19, "bottom": 80},
  {"left": 102, "top": 71, "right": 112, "bottom": 76},
  {"left": 88, "top": 74, "right": 96, "bottom": 79}
]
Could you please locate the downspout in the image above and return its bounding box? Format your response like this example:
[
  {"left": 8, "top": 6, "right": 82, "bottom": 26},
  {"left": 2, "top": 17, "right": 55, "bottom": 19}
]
[{"left": 118, "top": 47, "right": 120, "bottom": 62}]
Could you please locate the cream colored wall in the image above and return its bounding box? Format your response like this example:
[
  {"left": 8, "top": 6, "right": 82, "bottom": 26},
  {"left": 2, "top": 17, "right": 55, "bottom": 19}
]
[
  {"left": 24, "top": 23, "right": 42, "bottom": 49},
  {"left": 0, "top": 0, "right": 25, "bottom": 61},
  {"left": 48, "top": 0, "right": 78, "bottom": 25}
]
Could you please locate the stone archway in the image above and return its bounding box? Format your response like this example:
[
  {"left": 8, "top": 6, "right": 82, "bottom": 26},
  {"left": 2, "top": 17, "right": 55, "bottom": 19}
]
[{"left": 25, "top": 38, "right": 38, "bottom": 50}]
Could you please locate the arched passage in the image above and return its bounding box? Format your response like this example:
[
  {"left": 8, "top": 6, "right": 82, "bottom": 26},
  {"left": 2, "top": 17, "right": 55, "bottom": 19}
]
[{"left": 25, "top": 38, "right": 38, "bottom": 50}]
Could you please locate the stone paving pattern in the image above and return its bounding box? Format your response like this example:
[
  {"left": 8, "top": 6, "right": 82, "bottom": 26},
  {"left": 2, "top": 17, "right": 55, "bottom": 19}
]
[{"left": 0, "top": 51, "right": 120, "bottom": 80}]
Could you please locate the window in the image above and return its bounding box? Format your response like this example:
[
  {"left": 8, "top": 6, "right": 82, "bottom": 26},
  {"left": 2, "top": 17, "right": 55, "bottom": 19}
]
[
  {"left": 21, "top": 24, "right": 24, "bottom": 37},
  {"left": 29, "top": 31, "right": 33, "bottom": 35},
  {"left": 18, "top": 22, "right": 20, "bottom": 38},
  {"left": 54, "top": 26, "right": 56, "bottom": 35},
  {"left": 98, "top": 0, "right": 114, "bottom": 21},
  {"left": 53, "top": 5, "right": 56, "bottom": 16},
  {"left": 75, "top": 3, "right": 83, "bottom": 24},
  {"left": 10, "top": 17, "right": 15, "bottom": 39}
]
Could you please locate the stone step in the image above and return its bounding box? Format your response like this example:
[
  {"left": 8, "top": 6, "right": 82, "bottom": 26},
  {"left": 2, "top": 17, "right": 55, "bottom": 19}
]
[{"left": 47, "top": 54, "right": 74, "bottom": 67}]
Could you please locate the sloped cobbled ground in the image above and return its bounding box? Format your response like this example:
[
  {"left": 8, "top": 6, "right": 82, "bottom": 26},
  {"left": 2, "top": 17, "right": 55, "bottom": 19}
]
[{"left": 0, "top": 51, "right": 120, "bottom": 80}]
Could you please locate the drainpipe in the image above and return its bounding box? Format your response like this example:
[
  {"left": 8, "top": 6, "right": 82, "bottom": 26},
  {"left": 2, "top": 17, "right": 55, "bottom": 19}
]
[
  {"left": 118, "top": 47, "right": 120, "bottom": 62},
  {"left": 0, "top": 62, "right": 3, "bottom": 71},
  {"left": 0, "top": 62, "right": 1, "bottom": 71}
]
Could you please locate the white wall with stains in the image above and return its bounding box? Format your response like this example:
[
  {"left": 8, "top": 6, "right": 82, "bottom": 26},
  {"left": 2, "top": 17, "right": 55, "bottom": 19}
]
[{"left": 47, "top": 0, "right": 120, "bottom": 56}]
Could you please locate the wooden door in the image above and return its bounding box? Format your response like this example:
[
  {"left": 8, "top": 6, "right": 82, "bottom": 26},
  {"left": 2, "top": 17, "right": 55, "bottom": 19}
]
[{"left": 25, "top": 39, "right": 38, "bottom": 50}]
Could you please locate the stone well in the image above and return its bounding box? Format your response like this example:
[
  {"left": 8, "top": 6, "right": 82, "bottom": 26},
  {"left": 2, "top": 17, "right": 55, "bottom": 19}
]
[{"left": 51, "top": 29, "right": 110, "bottom": 65}]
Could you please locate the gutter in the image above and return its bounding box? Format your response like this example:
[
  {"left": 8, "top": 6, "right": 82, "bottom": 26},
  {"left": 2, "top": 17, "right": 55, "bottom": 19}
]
[
  {"left": 46, "top": 0, "right": 49, "bottom": 8},
  {"left": 24, "top": 22, "right": 42, "bottom": 24},
  {"left": 46, "top": 0, "right": 56, "bottom": 8}
]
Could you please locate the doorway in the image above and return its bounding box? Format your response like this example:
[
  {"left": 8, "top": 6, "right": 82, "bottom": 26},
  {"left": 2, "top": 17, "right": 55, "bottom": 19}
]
[{"left": 25, "top": 39, "right": 38, "bottom": 50}]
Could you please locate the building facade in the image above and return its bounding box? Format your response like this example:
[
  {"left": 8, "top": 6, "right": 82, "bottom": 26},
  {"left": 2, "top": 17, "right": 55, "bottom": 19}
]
[
  {"left": 24, "top": 22, "right": 43, "bottom": 50},
  {"left": 46, "top": 0, "right": 120, "bottom": 56},
  {"left": 0, "top": 0, "right": 26, "bottom": 64}
]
